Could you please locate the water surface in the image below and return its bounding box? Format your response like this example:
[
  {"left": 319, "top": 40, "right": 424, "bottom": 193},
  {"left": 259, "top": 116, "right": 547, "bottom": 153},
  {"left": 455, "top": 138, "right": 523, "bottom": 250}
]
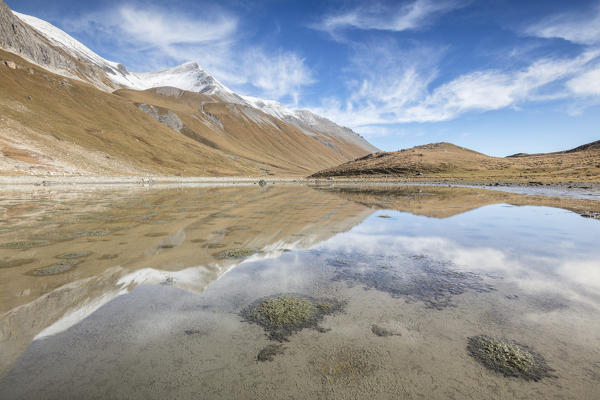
[{"left": 1, "top": 184, "right": 599, "bottom": 399}]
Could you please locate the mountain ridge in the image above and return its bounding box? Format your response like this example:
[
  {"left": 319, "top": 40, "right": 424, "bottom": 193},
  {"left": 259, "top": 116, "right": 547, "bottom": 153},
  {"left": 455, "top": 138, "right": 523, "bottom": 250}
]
[{"left": 3, "top": 3, "right": 377, "bottom": 155}]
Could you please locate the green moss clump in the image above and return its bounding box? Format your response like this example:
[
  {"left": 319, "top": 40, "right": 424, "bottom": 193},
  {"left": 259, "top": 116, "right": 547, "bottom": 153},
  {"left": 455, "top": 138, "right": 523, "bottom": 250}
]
[
  {"left": 467, "top": 335, "right": 553, "bottom": 381},
  {"left": 257, "top": 296, "right": 315, "bottom": 327},
  {"left": 241, "top": 294, "right": 344, "bottom": 341},
  {"left": 218, "top": 248, "right": 256, "bottom": 259}
]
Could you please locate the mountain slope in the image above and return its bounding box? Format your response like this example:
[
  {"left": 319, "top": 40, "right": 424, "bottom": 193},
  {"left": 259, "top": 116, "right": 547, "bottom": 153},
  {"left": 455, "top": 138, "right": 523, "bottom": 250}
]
[
  {"left": 115, "top": 87, "right": 370, "bottom": 174},
  {"left": 0, "top": 49, "right": 260, "bottom": 176},
  {"left": 0, "top": 50, "right": 370, "bottom": 176},
  {"left": 310, "top": 141, "right": 600, "bottom": 182},
  {"left": 3, "top": 2, "right": 377, "bottom": 156}
]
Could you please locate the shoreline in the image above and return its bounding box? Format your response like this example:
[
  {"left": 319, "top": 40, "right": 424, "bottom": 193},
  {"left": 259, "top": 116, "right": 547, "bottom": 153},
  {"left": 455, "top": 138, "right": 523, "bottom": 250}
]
[{"left": 0, "top": 175, "right": 599, "bottom": 200}]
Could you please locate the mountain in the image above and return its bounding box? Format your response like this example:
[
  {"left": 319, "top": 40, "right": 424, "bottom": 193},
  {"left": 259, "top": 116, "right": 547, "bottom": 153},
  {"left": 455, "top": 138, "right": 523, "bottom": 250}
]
[
  {"left": 2, "top": 2, "right": 376, "bottom": 158},
  {"left": 115, "top": 86, "right": 370, "bottom": 174},
  {"left": 0, "top": 0, "right": 378, "bottom": 176},
  {"left": 310, "top": 141, "right": 600, "bottom": 182}
]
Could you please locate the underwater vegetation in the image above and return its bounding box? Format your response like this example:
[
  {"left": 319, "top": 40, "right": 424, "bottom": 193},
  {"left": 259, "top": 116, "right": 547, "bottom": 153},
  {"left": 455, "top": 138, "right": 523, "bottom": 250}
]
[
  {"left": 329, "top": 254, "right": 494, "bottom": 309},
  {"left": 312, "top": 346, "right": 379, "bottom": 384},
  {"left": 31, "top": 259, "right": 80, "bottom": 276},
  {"left": 218, "top": 248, "right": 256, "bottom": 259},
  {"left": 0, "top": 240, "right": 49, "bottom": 249},
  {"left": 467, "top": 335, "right": 553, "bottom": 381},
  {"left": 241, "top": 294, "right": 345, "bottom": 342},
  {"left": 57, "top": 252, "right": 90, "bottom": 259}
]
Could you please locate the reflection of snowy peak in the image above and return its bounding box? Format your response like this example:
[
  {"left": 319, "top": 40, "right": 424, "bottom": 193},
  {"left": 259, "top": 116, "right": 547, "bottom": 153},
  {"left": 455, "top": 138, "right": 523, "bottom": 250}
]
[{"left": 5, "top": 6, "right": 378, "bottom": 154}]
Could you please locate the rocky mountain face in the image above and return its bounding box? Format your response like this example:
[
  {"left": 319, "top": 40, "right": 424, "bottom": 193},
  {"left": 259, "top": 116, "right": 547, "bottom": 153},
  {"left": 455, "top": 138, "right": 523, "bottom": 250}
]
[
  {"left": 0, "top": 1, "right": 122, "bottom": 91},
  {"left": 0, "top": 1, "right": 377, "bottom": 157}
]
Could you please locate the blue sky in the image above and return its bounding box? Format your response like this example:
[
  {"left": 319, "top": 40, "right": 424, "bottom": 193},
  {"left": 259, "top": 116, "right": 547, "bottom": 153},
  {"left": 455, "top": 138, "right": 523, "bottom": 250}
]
[{"left": 7, "top": 0, "right": 600, "bottom": 156}]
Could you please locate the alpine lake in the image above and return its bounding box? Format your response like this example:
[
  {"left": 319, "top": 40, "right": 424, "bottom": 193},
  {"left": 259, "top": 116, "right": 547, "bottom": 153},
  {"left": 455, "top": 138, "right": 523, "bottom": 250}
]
[{"left": 1, "top": 183, "right": 599, "bottom": 399}]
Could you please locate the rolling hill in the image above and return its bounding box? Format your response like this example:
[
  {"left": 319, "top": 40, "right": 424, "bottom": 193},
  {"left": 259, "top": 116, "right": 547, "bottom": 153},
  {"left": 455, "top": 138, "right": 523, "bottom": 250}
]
[{"left": 310, "top": 141, "right": 600, "bottom": 182}]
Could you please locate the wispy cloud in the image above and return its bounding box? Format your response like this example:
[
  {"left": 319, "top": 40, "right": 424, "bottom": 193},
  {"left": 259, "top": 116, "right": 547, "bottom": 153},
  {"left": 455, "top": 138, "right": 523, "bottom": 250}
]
[
  {"left": 567, "top": 66, "right": 600, "bottom": 96},
  {"left": 243, "top": 50, "right": 314, "bottom": 104},
  {"left": 313, "top": 0, "right": 463, "bottom": 38},
  {"left": 312, "top": 41, "right": 600, "bottom": 127},
  {"left": 63, "top": 3, "right": 314, "bottom": 102},
  {"left": 526, "top": 3, "right": 600, "bottom": 45}
]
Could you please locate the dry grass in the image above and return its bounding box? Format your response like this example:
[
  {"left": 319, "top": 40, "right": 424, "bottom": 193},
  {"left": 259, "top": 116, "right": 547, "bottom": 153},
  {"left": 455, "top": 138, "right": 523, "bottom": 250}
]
[
  {"left": 0, "top": 50, "right": 370, "bottom": 177},
  {"left": 310, "top": 142, "right": 600, "bottom": 183}
]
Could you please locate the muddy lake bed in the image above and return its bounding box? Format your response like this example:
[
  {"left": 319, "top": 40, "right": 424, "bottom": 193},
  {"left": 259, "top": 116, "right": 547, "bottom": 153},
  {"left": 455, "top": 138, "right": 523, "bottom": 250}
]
[{"left": 0, "top": 184, "right": 599, "bottom": 399}]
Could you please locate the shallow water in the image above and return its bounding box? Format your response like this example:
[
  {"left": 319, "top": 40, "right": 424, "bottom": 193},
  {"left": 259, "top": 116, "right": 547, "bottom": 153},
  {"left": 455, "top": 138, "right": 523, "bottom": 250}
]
[{"left": 1, "top": 184, "right": 599, "bottom": 399}]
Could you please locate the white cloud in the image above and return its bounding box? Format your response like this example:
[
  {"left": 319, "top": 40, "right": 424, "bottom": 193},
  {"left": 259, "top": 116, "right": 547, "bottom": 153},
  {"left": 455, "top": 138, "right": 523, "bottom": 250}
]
[
  {"left": 243, "top": 50, "right": 315, "bottom": 104},
  {"left": 311, "top": 41, "right": 600, "bottom": 128},
  {"left": 64, "top": 4, "right": 314, "bottom": 102},
  {"left": 314, "top": 0, "right": 463, "bottom": 38},
  {"left": 526, "top": 4, "right": 600, "bottom": 45},
  {"left": 567, "top": 66, "right": 600, "bottom": 96},
  {"left": 116, "top": 6, "right": 237, "bottom": 47}
]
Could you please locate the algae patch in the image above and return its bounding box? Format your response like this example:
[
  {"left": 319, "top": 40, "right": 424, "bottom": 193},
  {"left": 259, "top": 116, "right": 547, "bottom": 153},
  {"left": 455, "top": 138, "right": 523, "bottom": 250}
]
[
  {"left": 57, "top": 252, "right": 90, "bottom": 259},
  {"left": 330, "top": 253, "right": 494, "bottom": 309},
  {"left": 31, "top": 260, "right": 80, "bottom": 276},
  {"left": 241, "top": 294, "right": 344, "bottom": 342},
  {"left": 0, "top": 240, "right": 49, "bottom": 249},
  {"left": 467, "top": 335, "right": 553, "bottom": 381},
  {"left": 218, "top": 248, "right": 256, "bottom": 259}
]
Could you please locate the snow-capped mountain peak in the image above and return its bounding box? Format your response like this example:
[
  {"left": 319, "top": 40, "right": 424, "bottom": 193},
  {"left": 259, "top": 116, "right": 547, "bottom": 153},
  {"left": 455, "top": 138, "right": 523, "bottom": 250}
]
[{"left": 5, "top": 8, "right": 377, "bottom": 153}]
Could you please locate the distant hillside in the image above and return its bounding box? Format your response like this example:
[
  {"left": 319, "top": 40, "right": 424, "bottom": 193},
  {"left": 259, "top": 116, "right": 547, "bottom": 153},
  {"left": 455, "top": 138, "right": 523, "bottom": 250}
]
[{"left": 310, "top": 141, "right": 600, "bottom": 182}]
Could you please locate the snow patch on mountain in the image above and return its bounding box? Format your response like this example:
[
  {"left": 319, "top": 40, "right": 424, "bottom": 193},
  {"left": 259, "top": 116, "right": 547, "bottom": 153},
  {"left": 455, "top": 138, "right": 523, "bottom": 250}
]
[{"left": 12, "top": 11, "right": 144, "bottom": 89}]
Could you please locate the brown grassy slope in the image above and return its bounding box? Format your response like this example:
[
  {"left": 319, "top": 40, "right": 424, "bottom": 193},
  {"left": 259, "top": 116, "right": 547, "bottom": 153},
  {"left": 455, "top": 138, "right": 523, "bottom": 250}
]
[
  {"left": 310, "top": 142, "right": 600, "bottom": 182},
  {"left": 115, "top": 88, "right": 371, "bottom": 175},
  {"left": 0, "top": 50, "right": 263, "bottom": 176}
]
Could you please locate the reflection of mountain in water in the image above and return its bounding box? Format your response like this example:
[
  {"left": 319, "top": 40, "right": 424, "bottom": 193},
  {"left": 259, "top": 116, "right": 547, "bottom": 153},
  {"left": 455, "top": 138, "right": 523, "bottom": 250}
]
[
  {"left": 0, "top": 185, "right": 371, "bottom": 377},
  {"left": 315, "top": 185, "right": 600, "bottom": 219},
  {"left": 2, "top": 184, "right": 599, "bottom": 376}
]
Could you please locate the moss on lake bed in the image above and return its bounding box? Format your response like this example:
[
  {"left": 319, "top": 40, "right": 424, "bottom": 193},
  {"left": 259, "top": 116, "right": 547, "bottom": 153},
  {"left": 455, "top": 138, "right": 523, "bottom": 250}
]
[
  {"left": 241, "top": 294, "right": 344, "bottom": 342},
  {"left": 467, "top": 335, "right": 553, "bottom": 381},
  {"left": 218, "top": 248, "right": 256, "bottom": 259}
]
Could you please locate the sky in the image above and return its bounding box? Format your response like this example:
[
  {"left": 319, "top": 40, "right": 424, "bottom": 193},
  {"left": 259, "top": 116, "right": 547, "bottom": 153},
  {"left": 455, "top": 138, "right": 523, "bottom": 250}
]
[{"left": 7, "top": 0, "right": 600, "bottom": 156}]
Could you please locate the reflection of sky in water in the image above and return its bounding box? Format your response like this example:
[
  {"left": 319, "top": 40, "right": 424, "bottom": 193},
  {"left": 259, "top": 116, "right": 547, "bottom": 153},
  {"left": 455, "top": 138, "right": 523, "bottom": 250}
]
[{"left": 314, "top": 204, "right": 600, "bottom": 309}]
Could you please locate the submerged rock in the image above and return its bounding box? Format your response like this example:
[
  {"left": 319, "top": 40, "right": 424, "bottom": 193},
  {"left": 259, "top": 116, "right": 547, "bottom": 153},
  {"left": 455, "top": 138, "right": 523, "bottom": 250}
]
[
  {"left": 257, "top": 344, "right": 285, "bottom": 362},
  {"left": 371, "top": 324, "right": 399, "bottom": 337},
  {"left": 241, "top": 294, "right": 344, "bottom": 342},
  {"left": 467, "top": 335, "right": 553, "bottom": 381}
]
